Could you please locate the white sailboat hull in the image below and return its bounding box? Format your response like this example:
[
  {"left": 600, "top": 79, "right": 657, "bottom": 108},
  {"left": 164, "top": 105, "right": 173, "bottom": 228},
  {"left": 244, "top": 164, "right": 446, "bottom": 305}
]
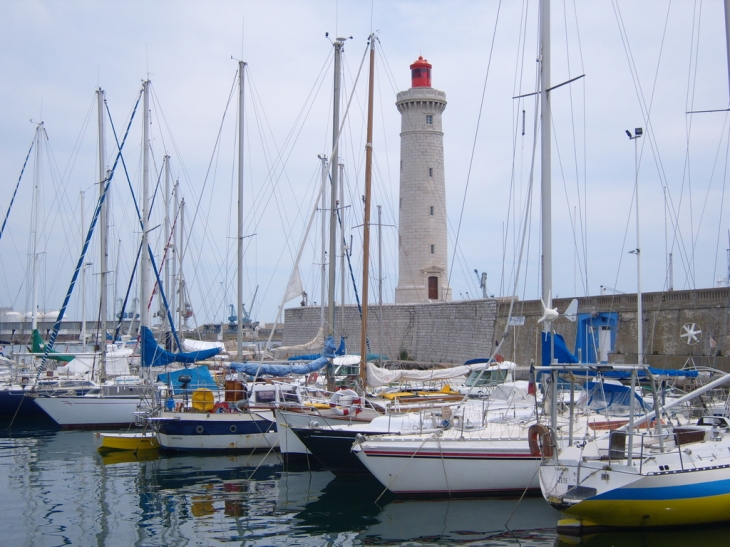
[
  {"left": 353, "top": 436, "right": 541, "bottom": 495},
  {"left": 34, "top": 395, "right": 144, "bottom": 428}
]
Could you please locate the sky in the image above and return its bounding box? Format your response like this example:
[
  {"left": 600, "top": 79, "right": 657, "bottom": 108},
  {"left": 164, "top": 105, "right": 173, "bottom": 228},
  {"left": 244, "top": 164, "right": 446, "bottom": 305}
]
[{"left": 0, "top": 0, "right": 729, "bottom": 329}]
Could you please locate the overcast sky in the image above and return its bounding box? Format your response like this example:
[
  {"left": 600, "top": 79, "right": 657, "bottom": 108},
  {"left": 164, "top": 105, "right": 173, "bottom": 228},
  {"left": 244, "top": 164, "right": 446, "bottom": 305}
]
[{"left": 1, "top": 0, "right": 729, "bottom": 329}]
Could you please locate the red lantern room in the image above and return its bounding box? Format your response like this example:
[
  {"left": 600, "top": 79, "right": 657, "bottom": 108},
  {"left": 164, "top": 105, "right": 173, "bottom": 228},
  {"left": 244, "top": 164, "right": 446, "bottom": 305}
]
[{"left": 410, "top": 56, "right": 432, "bottom": 88}]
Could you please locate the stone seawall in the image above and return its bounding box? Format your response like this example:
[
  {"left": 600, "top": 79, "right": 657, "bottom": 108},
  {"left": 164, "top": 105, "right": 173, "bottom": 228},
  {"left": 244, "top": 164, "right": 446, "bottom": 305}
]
[
  {"left": 283, "top": 300, "right": 497, "bottom": 364},
  {"left": 283, "top": 287, "right": 730, "bottom": 372},
  {"left": 493, "top": 287, "right": 730, "bottom": 372}
]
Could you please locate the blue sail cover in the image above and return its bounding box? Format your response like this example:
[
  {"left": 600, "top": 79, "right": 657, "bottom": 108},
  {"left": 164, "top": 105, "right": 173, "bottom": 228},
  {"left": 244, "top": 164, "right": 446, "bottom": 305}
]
[
  {"left": 157, "top": 365, "right": 218, "bottom": 395},
  {"left": 542, "top": 332, "right": 579, "bottom": 366},
  {"left": 141, "top": 326, "right": 220, "bottom": 367},
  {"left": 231, "top": 336, "right": 335, "bottom": 377},
  {"left": 287, "top": 336, "right": 346, "bottom": 361},
  {"left": 581, "top": 381, "right": 650, "bottom": 413},
  {"left": 602, "top": 367, "right": 699, "bottom": 379}
]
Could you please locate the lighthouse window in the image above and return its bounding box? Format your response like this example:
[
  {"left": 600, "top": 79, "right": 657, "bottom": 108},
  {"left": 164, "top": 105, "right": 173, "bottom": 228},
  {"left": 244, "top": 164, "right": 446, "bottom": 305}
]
[
  {"left": 428, "top": 167, "right": 433, "bottom": 177},
  {"left": 430, "top": 244, "right": 435, "bottom": 254},
  {"left": 412, "top": 68, "right": 422, "bottom": 79},
  {"left": 429, "top": 206, "right": 434, "bottom": 216},
  {"left": 426, "top": 115, "right": 433, "bottom": 125}
]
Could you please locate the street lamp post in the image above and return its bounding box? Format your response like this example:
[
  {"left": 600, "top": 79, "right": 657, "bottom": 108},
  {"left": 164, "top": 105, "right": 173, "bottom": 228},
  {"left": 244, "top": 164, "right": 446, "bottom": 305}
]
[{"left": 626, "top": 127, "right": 643, "bottom": 366}]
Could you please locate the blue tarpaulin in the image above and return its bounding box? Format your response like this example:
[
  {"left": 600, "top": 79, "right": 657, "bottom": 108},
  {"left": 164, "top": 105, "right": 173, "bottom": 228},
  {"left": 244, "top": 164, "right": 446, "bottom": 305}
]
[
  {"left": 141, "top": 326, "right": 220, "bottom": 367},
  {"left": 231, "top": 336, "right": 335, "bottom": 377},
  {"left": 157, "top": 365, "right": 218, "bottom": 395},
  {"left": 287, "top": 336, "right": 346, "bottom": 361},
  {"left": 580, "top": 381, "right": 651, "bottom": 412},
  {"left": 542, "top": 332, "right": 579, "bottom": 366}
]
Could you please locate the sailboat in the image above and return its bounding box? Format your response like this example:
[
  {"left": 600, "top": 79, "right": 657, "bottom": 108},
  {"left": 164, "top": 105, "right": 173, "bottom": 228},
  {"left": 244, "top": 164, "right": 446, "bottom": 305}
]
[
  {"left": 33, "top": 86, "right": 159, "bottom": 428},
  {"left": 535, "top": 0, "right": 730, "bottom": 531},
  {"left": 150, "top": 61, "right": 323, "bottom": 452}
]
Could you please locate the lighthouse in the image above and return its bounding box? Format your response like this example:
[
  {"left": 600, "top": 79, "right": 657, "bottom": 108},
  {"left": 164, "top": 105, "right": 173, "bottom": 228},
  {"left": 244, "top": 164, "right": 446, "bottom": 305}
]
[{"left": 394, "top": 56, "right": 452, "bottom": 304}]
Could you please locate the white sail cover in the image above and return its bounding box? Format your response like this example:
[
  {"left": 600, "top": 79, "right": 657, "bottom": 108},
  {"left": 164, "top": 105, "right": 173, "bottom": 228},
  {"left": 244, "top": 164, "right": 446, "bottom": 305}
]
[
  {"left": 182, "top": 338, "right": 226, "bottom": 353},
  {"left": 57, "top": 347, "right": 133, "bottom": 377},
  {"left": 366, "top": 361, "right": 517, "bottom": 388},
  {"left": 269, "top": 325, "right": 324, "bottom": 360}
]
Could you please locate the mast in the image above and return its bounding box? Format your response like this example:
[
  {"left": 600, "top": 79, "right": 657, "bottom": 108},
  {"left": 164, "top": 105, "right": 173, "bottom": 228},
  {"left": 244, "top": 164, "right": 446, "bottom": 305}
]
[
  {"left": 140, "top": 80, "right": 151, "bottom": 358},
  {"left": 319, "top": 154, "right": 328, "bottom": 329},
  {"left": 30, "top": 122, "right": 43, "bottom": 331},
  {"left": 80, "top": 191, "right": 86, "bottom": 344},
  {"left": 539, "top": 0, "right": 558, "bottom": 433},
  {"left": 540, "top": 0, "right": 552, "bottom": 307},
  {"left": 178, "top": 197, "right": 185, "bottom": 331},
  {"left": 237, "top": 60, "right": 246, "bottom": 361},
  {"left": 162, "top": 155, "right": 171, "bottom": 345},
  {"left": 339, "top": 162, "right": 346, "bottom": 336},
  {"left": 97, "top": 88, "right": 108, "bottom": 382},
  {"left": 377, "top": 204, "right": 383, "bottom": 364},
  {"left": 725, "top": 0, "right": 730, "bottom": 103},
  {"left": 172, "top": 180, "right": 179, "bottom": 345},
  {"left": 328, "top": 38, "right": 344, "bottom": 338},
  {"left": 359, "top": 35, "right": 375, "bottom": 388}
]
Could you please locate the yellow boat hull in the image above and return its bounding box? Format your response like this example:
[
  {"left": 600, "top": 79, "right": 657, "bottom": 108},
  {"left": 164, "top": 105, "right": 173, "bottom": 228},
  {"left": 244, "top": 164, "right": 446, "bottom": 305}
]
[{"left": 98, "top": 432, "right": 160, "bottom": 451}]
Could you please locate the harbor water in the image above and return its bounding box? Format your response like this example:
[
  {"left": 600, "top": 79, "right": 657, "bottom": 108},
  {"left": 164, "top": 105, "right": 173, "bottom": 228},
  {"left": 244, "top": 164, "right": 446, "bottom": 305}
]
[{"left": 2, "top": 419, "right": 730, "bottom": 546}]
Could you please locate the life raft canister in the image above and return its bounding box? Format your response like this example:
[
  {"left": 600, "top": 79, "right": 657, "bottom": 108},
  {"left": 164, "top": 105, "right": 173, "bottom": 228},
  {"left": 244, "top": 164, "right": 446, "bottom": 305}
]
[{"left": 329, "top": 388, "right": 362, "bottom": 416}]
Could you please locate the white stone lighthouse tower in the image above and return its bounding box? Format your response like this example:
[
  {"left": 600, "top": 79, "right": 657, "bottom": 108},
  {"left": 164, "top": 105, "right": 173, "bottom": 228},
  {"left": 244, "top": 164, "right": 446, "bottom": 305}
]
[{"left": 395, "top": 56, "right": 452, "bottom": 304}]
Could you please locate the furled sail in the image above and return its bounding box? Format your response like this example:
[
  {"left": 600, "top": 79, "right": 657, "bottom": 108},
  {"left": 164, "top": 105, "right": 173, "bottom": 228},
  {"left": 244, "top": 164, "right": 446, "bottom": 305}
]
[
  {"left": 30, "top": 329, "right": 74, "bottom": 362},
  {"left": 141, "top": 326, "right": 220, "bottom": 367},
  {"left": 229, "top": 335, "right": 335, "bottom": 377},
  {"left": 366, "top": 359, "right": 514, "bottom": 388}
]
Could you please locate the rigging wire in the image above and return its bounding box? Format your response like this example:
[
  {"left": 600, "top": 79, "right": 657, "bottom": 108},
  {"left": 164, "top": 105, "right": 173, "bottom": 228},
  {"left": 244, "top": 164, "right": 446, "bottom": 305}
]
[{"left": 448, "top": 0, "right": 503, "bottom": 290}]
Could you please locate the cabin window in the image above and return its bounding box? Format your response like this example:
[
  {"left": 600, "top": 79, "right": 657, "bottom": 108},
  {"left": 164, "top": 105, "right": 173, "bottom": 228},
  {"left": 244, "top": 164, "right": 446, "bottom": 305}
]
[
  {"left": 426, "top": 115, "right": 433, "bottom": 125},
  {"left": 428, "top": 276, "right": 438, "bottom": 299}
]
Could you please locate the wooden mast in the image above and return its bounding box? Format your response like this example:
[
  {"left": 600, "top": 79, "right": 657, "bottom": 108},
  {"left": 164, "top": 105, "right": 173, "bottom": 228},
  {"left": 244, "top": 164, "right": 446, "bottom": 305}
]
[{"left": 359, "top": 35, "right": 375, "bottom": 389}]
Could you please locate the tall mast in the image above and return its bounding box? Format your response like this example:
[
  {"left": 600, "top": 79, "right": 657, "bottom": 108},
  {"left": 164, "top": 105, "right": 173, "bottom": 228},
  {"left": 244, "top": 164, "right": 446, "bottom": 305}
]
[
  {"left": 178, "top": 197, "right": 185, "bottom": 331},
  {"left": 172, "top": 180, "right": 179, "bottom": 344},
  {"left": 328, "top": 38, "right": 344, "bottom": 338},
  {"left": 319, "top": 154, "right": 328, "bottom": 329},
  {"left": 237, "top": 61, "right": 246, "bottom": 361},
  {"left": 540, "top": 0, "right": 552, "bottom": 308},
  {"left": 30, "top": 123, "right": 43, "bottom": 331},
  {"left": 725, "top": 0, "right": 730, "bottom": 102},
  {"left": 339, "top": 162, "right": 346, "bottom": 336},
  {"left": 359, "top": 35, "right": 375, "bottom": 388},
  {"left": 377, "top": 204, "right": 383, "bottom": 364},
  {"left": 162, "top": 155, "right": 171, "bottom": 343},
  {"left": 97, "top": 88, "right": 108, "bottom": 382},
  {"left": 140, "top": 80, "right": 151, "bottom": 346},
  {"left": 80, "top": 191, "right": 86, "bottom": 344}
]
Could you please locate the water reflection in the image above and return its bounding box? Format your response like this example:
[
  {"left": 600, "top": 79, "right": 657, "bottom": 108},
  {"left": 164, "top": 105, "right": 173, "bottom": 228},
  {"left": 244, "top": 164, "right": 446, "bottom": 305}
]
[
  {"left": 556, "top": 526, "right": 730, "bottom": 547},
  {"left": 17, "top": 428, "right": 730, "bottom": 545}
]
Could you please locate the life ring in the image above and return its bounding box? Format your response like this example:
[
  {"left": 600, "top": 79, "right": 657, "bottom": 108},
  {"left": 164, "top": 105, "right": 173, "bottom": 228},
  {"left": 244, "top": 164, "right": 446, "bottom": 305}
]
[
  {"left": 307, "top": 372, "right": 318, "bottom": 384},
  {"left": 528, "top": 423, "right": 553, "bottom": 458},
  {"left": 329, "top": 388, "right": 362, "bottom": 416}
]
